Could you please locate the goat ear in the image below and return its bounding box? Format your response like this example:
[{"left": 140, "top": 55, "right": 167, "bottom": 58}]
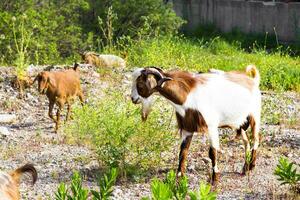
[
  {"left": 47, "top": 76, "right": 56, "bottom": 88},
  {"left": 157, "top": 77, "right": 172, "bottom": 87},
  {"left": 32, "top": 74, "right": 40, "bottom": 85},
  {"left": 147, "top": 75, "right": 157, "bottom": 89}
]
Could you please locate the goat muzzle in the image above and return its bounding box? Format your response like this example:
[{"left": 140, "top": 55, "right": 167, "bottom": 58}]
[{"left": 131, "top": 96, "right": 141, "bottom": 104}]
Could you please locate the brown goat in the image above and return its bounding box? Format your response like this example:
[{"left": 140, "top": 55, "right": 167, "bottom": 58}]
[
  {"left": 33, "top": 63, "right": 84, "bottom": 131},
  {"left": 0, "top": 164, "right": 37, "bottom": 200}
]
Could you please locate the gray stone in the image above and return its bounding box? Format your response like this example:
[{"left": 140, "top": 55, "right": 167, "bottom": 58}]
[
  {"left": 0, "top": 126, "right": 10, "bottom": 136},
  {"left": 0, "top": 114, "right": 17, "bottom": 123}
]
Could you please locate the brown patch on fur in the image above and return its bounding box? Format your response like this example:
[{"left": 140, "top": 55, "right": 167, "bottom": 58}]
[
  {"left": 157, "top": 71, "right": 206, "bottom": 105},
  {"left": 225, "top": 72, "right": 255, "bottom": 91},
  {"left": 209, "top": 147, "right": 220, "bottom": 185},
  {"left": 235, "top": 114, "right": 255, "bottom": 138},
  {"left": 136, "top": 73, "right": 157, "bottom": 98},
  {"left": 176, "top": 109, "right": 208, "bottom": 133},
  {"left": 177, "top": 135, "right": 193, "bottom": 176}
]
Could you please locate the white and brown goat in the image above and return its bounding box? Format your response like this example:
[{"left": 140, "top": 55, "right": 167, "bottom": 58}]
[
  {"left": 33, "top": 63, "right": 84, "bottom": 131},
  {"left": 130, "top": 65, "right": 261, "bottom": 184}
]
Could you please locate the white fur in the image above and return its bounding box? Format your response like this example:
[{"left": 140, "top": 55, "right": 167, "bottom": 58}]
[
  {"left": 181, "top": 130, "right": 193, "bottom": 141},
  {"left": 98, "top": 54, "right": 126, "bottom": 68}
]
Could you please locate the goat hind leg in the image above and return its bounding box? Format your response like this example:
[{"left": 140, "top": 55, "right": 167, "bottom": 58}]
[
  {"left": 66, "top": 101, "right": 72, "bottom": 122},
  {"left": 78, "top": 91, "right": 85, "bottom": 106},
  {"left": 240, "top": 128, "right": 251, "bottom": 175},
  {"left": 249, "top": 121, "right": 260, "bottom": 171},
  {"left": 208, "top": 128, "right": 220, "bottom": 185}
]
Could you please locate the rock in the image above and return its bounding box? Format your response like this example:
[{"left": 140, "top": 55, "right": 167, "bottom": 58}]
[
  {"left": 0, "top": 114, "right": 17, "bottom": 123},
  {"left": 202, "top": 157, "right": 211, "bottom": 164},
  {"left": 0, "top": 126, "right": 10, "bottom": 136}
]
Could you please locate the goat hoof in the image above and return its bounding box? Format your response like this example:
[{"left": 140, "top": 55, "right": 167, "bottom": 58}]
[{"left": 176, "top": 171, "right": 183, "bottom": 178}]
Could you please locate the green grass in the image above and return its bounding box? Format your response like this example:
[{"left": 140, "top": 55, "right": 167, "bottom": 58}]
[{"left": 123, "top": 36, "right": 300, "bottom": 92}]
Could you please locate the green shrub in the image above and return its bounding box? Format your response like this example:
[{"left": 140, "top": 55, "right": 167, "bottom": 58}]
[
  {"left": 55, "top": 168, "right": 118, "bottom": 200},
  {"left": 55, "top": 172, "right": 89, "bottom": 200},
  {"left": 64, "top": 91, "right": 175, "bottom": 177},
  {"left": 274, "top": 157, "right": 300, "bottom": 192},
  {"left": 142, "top": 170, "right": 217, "bottom": 200}
]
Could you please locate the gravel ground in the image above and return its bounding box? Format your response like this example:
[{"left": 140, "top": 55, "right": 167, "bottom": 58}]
[{"left": 0, "top": 66, "right": 299, "bottom": 200}]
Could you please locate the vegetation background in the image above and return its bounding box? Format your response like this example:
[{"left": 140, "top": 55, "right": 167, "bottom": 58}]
[{"left": 0, "top": 0, "right": 299, "bottom": 91}]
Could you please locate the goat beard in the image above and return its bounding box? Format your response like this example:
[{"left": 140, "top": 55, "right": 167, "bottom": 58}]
[{"left": 141, "top": 96, "right": 154, "bottom": 122}]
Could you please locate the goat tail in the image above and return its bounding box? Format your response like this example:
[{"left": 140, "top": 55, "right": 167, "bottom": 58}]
[
  {"left": 73, "top": 62, "right": 80, "bottom": 71},
  {"left": 246, "top": 65, "right": 260, "bottom": 86},
  {"left": 9, "top": 164, "right": 37, "bottom": 186}
]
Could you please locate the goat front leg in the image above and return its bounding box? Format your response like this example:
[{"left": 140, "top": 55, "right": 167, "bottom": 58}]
[
  {"left": 48, "top": 100, "right": 56, "bottom": 122},
  {"left": 55, "top": 99, "right": 65, "bottom": 132},
  {"left": 208, "top": 127, "right": 220, "bottom": 185},
  {"left": 177, "top": 130, "right": 193, "bottom": 177}
]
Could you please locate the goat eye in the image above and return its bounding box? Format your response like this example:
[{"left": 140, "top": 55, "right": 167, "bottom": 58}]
[{"left": 137, "top": 83, "right": 143, "bottom": 89}]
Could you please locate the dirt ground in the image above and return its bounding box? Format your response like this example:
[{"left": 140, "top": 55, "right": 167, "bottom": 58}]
[{"left": 0, "top": 66, "right": 299, "bottom": 200}]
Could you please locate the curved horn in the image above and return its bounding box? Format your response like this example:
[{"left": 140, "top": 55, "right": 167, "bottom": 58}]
[
  {"left": 143, "top": 67, "right": 164, "bottom": 79},
  {"left": 142, "top": 67, "right": 172, "bottom": 87}
]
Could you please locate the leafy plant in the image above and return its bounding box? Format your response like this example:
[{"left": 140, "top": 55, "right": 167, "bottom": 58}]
[
  {"left": 142, "top": 170, "right": 216, "bottom": 200},
  {"left": 91, "top": 168, "right": 118, "bottom": 200},
  {"left": 55, "top": 183, "right": 68, "bottom": 200},
  {"left": 55, "top": 172, "right": 89, "bottom": 200},
  {"left": 148, "top": 179, "right": 174, "bottom": 200},
  {"left": 274, "top": 157, "right": 300, "bottom": 192},
  {"left": 55, "top": 169, "right": 118, "bottom": 200},
  {"left": 189, "top": 182, "right": 217, "bottom": 200}
]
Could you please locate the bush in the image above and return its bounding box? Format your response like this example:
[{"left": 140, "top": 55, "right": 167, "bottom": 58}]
[
  {"left": 0, "top": 0, "right": 184, "bottom": 65},
  {"left": 142, "top": 170, "right": 217, "bottom": 200},
  {"left": 64, "top": 91, "right": 175, "bottom": 177},
  {"left": 274, "top": 157, "right": 300, "bottom": 193}
]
